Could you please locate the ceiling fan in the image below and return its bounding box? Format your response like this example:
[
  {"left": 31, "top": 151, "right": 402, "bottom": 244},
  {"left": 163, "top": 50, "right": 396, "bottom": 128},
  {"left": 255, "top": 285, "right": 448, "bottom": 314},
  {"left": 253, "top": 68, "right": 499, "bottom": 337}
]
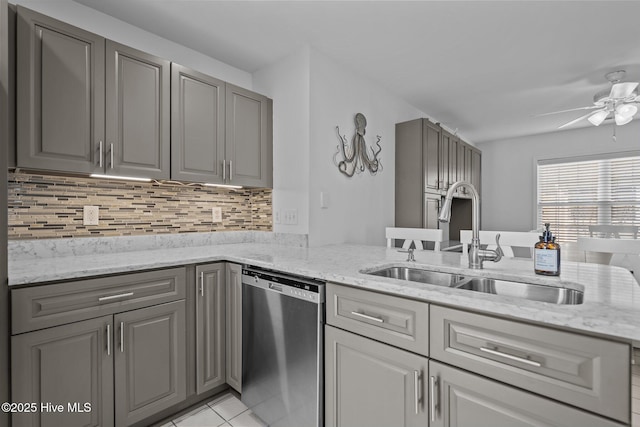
[{"left": 540, "top": 70, "right": 640, "bottom": 129}]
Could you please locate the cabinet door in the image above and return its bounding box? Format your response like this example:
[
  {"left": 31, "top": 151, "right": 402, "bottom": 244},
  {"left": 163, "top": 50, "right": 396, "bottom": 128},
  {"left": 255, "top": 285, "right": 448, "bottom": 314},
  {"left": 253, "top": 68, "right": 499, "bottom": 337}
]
[
  {"left": 106, "top": 40, "right": 170, "bottom": 180},
  {"left": 447, "top": 133, "right": 458, "bottom": 187},
  {"left": 395, "top": 119, "right": 424, "bottom": 228},
  {"left": 424, "top": 193, "right": 441, "bottom": 230},
  {"left": 16, "top": 6, "right": 104, "bottom": 174},
  {"left": 171, "top": 63, "right": 226, "bottom": 183},
  {"left": 11, "top": 315, "right": 114, "bottom": 427},
  {"left": 439, "top": 127, "right": 449, "bottom": 190},
  {"left": 325, "top": 325, "right": 429, "bottom": 427},
  {"left": 225, "top": 84, "right": 272, "bottom": 187},
  {"left": 195, "top": 263, "right": 226, "bottom": 394},
  {"left": 471, "top": 150, "right": 481, "bottom": 194},
  {"left": 225, "top": 263, "right": 242, "bottom": 392},
  {"left": 114, "top": 300, "right": 186, "bottom": 426},
  {"left": 429, "top": 361, "right": 624, "bottom": 427},
  {"left": 423, "top": 120, "right": 440, "bottom": 191}
]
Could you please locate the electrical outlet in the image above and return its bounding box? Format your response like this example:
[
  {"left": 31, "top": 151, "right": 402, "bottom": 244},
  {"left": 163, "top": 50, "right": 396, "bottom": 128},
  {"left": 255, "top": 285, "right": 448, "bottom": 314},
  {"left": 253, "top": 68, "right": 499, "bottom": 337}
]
[
  {"left": 211, "top": 207, "right": 222, "bottom": 223},
  {"left": 274, "top": 210, "right": 281, "bottom": 224},
  {"left": 83, "top": 206, "right": 99, "bottom": 226},
  {"left": 283, "top": 209, "right": 298, "bottom": 225}
]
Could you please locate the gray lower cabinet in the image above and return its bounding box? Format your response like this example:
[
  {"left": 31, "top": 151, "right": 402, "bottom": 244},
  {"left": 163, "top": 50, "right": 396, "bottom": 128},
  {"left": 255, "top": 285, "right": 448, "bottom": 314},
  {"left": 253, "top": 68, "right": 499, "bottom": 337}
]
[
  {"left": 225, "top": 263, "right": 242, "bottom": 392},
  {"left": 171, "top": 64, "right": 226, "bottom": 183},
  {"left": 11, "top": 315, "right": 114, "bottom": 427},
  {"left": 225, "top": 84, "right": 273, "bottom": 188},
  {"left": 16, "top": 6, "right": 104, "bottom": 174},
  {"left": 195, "top": 263, "right": 226, "bottom": 394},
  {"left": 429, "top": 360, "right": 624, "bottom": 427},
  {"left": 115, "top": 300, "right": 186, "bottom": 426},
  {"left": 325, "top": 325, "right": 429, "bottom": 427}
]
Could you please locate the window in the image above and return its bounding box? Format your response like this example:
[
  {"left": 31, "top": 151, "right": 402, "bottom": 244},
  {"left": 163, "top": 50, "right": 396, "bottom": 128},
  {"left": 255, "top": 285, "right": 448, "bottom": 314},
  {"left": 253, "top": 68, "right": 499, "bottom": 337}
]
[{"left": 537, "top": 152, "right": 640, "bottom": 242}]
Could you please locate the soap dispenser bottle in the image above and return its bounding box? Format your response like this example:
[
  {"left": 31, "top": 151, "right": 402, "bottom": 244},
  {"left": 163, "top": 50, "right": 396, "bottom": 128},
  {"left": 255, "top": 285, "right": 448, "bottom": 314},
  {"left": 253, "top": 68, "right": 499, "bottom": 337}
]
[{"left": 534, "top": 223, "right": 561, "bottom": 276}]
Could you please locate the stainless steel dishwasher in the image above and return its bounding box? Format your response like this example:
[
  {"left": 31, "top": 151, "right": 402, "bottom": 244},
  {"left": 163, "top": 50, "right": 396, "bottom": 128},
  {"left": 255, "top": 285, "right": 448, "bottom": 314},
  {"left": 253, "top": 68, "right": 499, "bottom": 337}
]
[{"left": 241, "top": 267, "right": 325, "bottom": 427}]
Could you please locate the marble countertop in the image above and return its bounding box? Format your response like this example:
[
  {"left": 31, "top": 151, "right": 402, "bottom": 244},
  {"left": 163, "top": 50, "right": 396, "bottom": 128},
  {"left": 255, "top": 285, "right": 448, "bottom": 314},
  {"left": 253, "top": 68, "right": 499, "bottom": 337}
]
[{"left": 9, "top": 242, "right": 640, "bottom": 344}]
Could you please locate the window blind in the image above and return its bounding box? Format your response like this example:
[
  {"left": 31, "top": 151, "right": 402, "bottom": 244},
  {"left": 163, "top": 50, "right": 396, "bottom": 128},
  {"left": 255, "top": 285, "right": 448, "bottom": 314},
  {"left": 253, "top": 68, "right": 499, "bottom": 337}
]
[{"left": 537, "top": 153, "right": 640, "bottom": 242}]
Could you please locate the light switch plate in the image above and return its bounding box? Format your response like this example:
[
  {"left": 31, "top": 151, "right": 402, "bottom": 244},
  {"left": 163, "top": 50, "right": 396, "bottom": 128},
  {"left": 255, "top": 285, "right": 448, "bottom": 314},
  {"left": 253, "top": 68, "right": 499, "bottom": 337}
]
[
  {"left": 212, "top": 207, "right": 222, "bottom": 223},
  {"left": 83, "top": 206, "right": 99, "bottom": 226},
  {"left": 283, "top": 209, "right": 298, "bottom": 225}
]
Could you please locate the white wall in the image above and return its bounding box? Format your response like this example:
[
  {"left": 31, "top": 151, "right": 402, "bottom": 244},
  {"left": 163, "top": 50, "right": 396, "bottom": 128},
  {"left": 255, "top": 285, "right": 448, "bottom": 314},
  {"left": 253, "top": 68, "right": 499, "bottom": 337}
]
[
  {"left": 307, "top": 50, "right": 424, "bottom": 247},
  {"left": 253, "top": 47, "right": 311, "bottom": 235},
  {"left": 11, "top": 0, "right": 252, "bottom": 87},
  {"left": 254, "top": 47, "right": 425, "bottom": 246},
  {"left": 479, "top": 120, "right": 640, "bottom": 231}
]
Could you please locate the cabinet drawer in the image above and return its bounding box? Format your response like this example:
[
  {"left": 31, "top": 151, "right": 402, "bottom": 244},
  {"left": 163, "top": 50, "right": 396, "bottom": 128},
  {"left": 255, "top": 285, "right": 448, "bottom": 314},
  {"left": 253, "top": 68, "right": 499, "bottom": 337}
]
[
  {"left": 12, "top": 267, "right": 186, "bottom": 334},
  {"left": 327, "top": 283, "right": 429, "bottom": 356},
  {"left": 430, "top": 305, "right": 630, "bottom": 423}
]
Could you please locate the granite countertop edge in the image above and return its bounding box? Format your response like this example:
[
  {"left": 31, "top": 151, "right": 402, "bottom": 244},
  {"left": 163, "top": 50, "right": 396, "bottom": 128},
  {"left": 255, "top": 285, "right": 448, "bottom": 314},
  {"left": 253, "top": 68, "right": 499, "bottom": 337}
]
[{"left": 9, "top": 243, "right": 640, "bottom": 344}]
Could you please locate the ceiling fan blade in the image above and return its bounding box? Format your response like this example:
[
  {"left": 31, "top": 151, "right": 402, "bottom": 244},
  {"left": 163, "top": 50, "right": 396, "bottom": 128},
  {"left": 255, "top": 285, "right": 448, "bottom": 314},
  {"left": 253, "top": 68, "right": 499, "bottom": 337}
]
[
  {"left": 609, "top": 82, "right": 639, "bottom": 99},
  {"left": 558, "top": 110, "right": 603, "bottom": 129},
  {"left": 536, "top": 105, "right": 600, "bottom": 117}
]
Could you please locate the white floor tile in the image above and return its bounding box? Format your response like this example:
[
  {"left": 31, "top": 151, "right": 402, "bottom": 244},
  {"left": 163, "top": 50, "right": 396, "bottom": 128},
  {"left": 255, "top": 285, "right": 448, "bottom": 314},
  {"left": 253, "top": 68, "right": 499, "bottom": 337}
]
[
  {"left": 228, "top": 410, "right": 267, "bottom": 427},
  {"left": 173, "top": 405, "right": 226, "bottom": 427},
  {"left": 209, "top": 394, "right": 248, "bottom": 420}
]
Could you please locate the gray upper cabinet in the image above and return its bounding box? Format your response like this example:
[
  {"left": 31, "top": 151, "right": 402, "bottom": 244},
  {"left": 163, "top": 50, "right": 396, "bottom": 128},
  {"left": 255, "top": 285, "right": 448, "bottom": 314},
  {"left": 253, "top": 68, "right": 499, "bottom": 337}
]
[
  {"left": 11, "top": 315, "right": 114, "bottom": 427},
  {"left": 195, "top": 263, "right": 226, "bottom": 395},
  {"left": 106, "top": 41, "right": 170, "bottom": 180},
  {"left": 171, "top": 63, "right": 225, "bottom": 183},
  {"left": 225, "top": 84, "right": 273, "bottom": 188},
  {"left": 423, "top": 120, "right": 440, "bottom": 192},
  {"left": 429, "top": 360, "right": 624, "bottom": 427},
  {"left": 16, "top": 6, "right": 104, "bottom": 174},
  {"left": 16, "top": 7, "right": 170, "bottom": 179}
]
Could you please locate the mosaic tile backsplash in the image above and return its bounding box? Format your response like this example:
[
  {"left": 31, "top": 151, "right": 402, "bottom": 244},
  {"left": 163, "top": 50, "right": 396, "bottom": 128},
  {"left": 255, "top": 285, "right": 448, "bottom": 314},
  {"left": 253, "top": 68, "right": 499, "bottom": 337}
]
[{"left": 8, "top": 172, "right": 272, "bottom": 239}]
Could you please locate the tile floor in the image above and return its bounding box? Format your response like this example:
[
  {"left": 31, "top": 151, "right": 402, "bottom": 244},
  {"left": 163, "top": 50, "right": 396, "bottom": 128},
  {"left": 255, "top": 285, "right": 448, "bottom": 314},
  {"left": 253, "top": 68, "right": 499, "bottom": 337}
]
[{"left": 159, "top": 393, "right": 266, "bottom": 427}]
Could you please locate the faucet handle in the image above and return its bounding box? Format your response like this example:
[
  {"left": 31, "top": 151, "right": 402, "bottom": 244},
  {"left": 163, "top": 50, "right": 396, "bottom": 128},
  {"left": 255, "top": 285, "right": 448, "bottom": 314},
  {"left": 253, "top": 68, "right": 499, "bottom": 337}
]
[{"left": 494, "top": 234, "right": 504, "bottom": 259}]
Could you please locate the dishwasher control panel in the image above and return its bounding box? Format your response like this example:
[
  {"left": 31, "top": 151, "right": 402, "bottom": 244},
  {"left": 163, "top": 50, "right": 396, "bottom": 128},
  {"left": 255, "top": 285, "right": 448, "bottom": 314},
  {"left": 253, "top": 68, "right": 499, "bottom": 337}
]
[{"left": 242, "top": 268, "right": 325, "bottom": 304}]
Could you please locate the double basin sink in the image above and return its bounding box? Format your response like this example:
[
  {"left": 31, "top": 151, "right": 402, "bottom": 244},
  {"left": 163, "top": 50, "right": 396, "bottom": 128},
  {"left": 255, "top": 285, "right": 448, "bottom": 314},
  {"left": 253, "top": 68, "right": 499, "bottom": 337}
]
[{"left": 364, "top": 266, "right": 583, "bottom": 305}]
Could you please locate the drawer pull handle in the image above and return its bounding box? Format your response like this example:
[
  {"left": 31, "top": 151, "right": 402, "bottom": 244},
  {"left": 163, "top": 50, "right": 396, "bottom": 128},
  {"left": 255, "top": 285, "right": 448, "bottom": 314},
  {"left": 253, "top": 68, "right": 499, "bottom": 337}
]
[
  {"left": 414, "top": 370, "right": 421, "bottom": 414},
  {"left": 480, "top": 346, "right": 541, "bottom": 367},
  {"left": 106, "top": 324, "right": 111, "bottom": 356},
  {"left": 430, "top": 376, "right": 437, "bottom": 422},
  {"left": 120, "top": 322, "right": 124, "bottom": 353},
  {"left": 98, "top": 292, "right": 134, "bottom": 302},
  {"left": 350, "top": 311, "right": 384, "bottom": 323}
]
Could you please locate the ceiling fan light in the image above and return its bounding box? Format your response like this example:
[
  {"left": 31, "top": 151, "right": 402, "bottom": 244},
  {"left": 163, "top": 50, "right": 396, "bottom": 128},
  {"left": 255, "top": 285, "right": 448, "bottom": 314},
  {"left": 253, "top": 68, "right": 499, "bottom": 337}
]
[
  {"left": 587, "top": 110, "right": 609, "bottom": 126},
  {"left": 615, "top": 103, "right": 638, "bottom": 119},
  {"left": 615, "top": 112, "right": 634, "bottom": 126}
]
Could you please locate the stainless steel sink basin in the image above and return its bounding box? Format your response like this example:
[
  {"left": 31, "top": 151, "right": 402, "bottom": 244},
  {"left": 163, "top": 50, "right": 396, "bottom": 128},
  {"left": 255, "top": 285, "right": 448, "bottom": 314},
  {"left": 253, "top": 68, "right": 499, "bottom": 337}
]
[
  {"left": 365, "top": 266, "right": 464, "bottom": 287},
  {"left": 364, "top": 266, "right": 584, "bottom": 305},
  {"left": 454, "top": 277, "right": 584, "bottom": 305}
]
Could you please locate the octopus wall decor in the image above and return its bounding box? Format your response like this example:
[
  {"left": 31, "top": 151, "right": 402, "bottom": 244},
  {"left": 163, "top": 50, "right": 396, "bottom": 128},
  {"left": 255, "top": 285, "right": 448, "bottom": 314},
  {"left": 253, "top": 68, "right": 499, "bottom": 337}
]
[{"left": 333, "top": 113, "right": 382, "bottom": 177}]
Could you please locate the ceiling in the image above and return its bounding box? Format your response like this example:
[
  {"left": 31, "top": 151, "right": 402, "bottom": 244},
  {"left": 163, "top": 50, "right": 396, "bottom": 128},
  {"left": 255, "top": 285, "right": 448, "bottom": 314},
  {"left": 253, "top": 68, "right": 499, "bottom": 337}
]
[{"left": 72, "top": 0, "right": 640, "bottom": 144}]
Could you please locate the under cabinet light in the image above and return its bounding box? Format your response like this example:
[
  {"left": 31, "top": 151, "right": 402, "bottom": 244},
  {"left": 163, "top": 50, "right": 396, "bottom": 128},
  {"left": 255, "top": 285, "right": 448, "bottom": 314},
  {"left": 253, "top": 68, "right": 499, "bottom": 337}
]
[
  {"left": 90, "top": 174, "right": 152, "bottom": 183},
  {"left": 203, "top": 183, "right": 244, "bottom": 189}
]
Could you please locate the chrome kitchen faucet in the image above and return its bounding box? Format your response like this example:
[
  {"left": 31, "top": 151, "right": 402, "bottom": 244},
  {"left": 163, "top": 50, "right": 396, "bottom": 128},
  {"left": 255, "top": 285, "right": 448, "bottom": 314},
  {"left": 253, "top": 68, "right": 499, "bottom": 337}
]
[{"left": 438, "top": 181, "right": 503, "bottom": 269}]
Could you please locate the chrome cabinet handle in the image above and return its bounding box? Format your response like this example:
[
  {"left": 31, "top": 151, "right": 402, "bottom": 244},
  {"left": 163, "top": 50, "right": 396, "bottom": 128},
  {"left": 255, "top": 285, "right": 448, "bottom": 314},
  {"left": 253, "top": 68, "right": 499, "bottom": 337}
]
[
  {"left": 222, "top": 160, "right": 226, "bottom": 181},
  {"left": 98, "top": 141, "right": 103, "bottom": 168},
  {"left": 229, "top": 160, "right": 233, "bottom": 181},
  {"left": 119, "top": 322, "right": 124, "bottom": 353},
  {"left": 350, "top": 311, "right": 384, "bottom": 323},
  {"left": 430, "top": 376, "right": 437, "bottom": 422},
  {"left": 200, "top": 271, "right": 204, "bottom": 297},
  {"left": 110, "top": 143, "right": 114, "bottom": 169},
  {"left": 480, "top": 346, "right": 541, "bottom": 367},
  {"left": 98, "top": 292, "right": 134, "bottom": 302},
  {"left": 414, "top": 370, "right": 421, "bottom": 414},
  {"left": 106, "top": 324, "right": 111, "bottom": 356}
]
